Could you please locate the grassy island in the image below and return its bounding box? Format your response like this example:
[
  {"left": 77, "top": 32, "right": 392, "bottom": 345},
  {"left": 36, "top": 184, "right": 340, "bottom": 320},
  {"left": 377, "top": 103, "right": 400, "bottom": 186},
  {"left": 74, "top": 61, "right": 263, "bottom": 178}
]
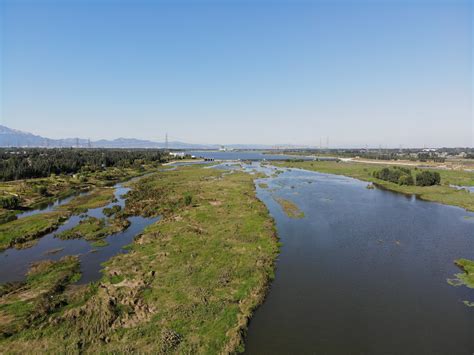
[{"left": 275, "top": 197, "right": 304, "bottom": 218}]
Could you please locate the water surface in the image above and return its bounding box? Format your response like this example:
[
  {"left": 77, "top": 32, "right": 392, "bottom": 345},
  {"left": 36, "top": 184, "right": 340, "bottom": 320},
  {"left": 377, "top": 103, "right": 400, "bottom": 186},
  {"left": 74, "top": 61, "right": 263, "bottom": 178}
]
[{"left": 244, "top": 166, "right": 474, "bottom": 354}]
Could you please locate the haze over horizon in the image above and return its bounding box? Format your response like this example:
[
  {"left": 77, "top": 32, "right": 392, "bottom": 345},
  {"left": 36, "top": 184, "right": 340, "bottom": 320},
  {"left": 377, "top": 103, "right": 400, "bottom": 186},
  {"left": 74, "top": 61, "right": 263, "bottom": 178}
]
[{"left": 1, "top": 0, "right": 472, "bottom": 147}]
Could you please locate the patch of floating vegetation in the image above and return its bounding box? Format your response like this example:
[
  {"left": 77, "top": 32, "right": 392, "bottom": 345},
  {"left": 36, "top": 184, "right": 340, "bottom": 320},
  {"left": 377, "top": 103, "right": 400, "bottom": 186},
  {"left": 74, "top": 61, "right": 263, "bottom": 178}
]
[
  {"left": 90, "top": 240, "right": 109, "bottom": 248},
  {"left": 463, "top": 216, "right": 474, "bottom": 220},
  {"left": 43, "top": 247, "right": 64, "bottom": 255},
  {"left": 448, "top": 259, "right": 474, "bottom": 307},
  {"left": 448, "top": 259, "right": 474, "bottom": 289},
  {"left": 275, "top": 197, "right": 304, "bottom": 219},
  {"left": 258, "top": 183, "right": 269, "bottom": 189}
]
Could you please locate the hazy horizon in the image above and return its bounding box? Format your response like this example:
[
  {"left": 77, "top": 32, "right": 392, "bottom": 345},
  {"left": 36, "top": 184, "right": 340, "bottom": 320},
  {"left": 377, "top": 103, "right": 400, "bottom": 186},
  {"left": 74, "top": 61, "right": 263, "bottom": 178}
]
[{"left": 1, "top": 0, "right": 473, "bottom": 147}]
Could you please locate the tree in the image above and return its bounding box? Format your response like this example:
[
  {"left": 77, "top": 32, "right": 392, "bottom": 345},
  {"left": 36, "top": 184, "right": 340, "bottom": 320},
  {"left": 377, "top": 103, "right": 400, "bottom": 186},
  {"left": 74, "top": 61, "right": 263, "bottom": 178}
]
[
  {"left": 415, "top": 171, "right": 441, "bottom": 186},
  {"left": 398, "top": 175, "right": 414, "bottom": 186}
]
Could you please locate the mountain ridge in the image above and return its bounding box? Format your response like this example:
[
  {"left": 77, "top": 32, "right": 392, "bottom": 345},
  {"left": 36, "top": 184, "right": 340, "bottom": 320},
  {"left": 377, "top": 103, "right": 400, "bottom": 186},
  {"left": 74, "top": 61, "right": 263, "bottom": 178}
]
[{"left": 0, "top": 125, "right": 294, "bottom": 149}]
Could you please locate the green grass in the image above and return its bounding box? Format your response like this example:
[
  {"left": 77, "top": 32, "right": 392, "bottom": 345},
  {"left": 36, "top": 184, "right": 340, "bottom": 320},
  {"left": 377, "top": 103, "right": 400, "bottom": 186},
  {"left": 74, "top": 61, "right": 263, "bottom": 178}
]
[
  {"left": 275, "top": 161, "right": 474, "bottom": 211},
  {"left": 0, "top": 166, "right": 155, "bottom": 224},
  {"left": 56, "top": 217, "right": 130, "bottom": 241},
  {"left": 0, "top": 165, "right": 279, "bottom": 353},
  {"left": 58, "top": 188, "right": 115, "bottom": 214},
  {"left": 447, "top": 259, "right": 474, "bottom": 308},
  {"left": 275, "top": 197, "right": 304, "bottom": 218},
  {"left": 91, "top": 240, "right": 109, "bottom": 248},
  {"left": 0, "top": 212, "right": 69, "bottom": 251},
  {"left": 0, "top": 256, "right": 81, "bottom": 337}
]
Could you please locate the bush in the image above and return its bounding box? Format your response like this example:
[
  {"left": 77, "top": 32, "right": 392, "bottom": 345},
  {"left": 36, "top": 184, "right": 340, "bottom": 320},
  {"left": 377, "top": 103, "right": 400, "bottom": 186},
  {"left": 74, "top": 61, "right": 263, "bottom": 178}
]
[
  {"left": 0, "top": 195, "right": 20, "bottom": 210},
  {"left": 373, "top": 167, "right": 414, "bottom": 186},
  {"left": 415, "top": 171, "right": 441, "bottom": 186},
  {"left": 103, "top": 205, "right": 122, "bottom": 217},
  {"left": 0, "top": 211, "right": 17, "bottom": 224},
  {"left": 184, "top": 194, "right": 193, "bottom": 206},
  {"left": 398, "top": 175, "right": 414, "bottom": 186}
]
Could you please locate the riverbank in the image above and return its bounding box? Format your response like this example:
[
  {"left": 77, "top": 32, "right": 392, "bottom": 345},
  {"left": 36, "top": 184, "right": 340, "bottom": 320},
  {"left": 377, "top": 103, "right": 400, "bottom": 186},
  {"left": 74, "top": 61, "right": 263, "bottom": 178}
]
[
  {"left": 274, "top": 161, "right": 474, "bottom": 212},
  {"left": 0, "top": 165, "right": 279, "bottom": 353}
]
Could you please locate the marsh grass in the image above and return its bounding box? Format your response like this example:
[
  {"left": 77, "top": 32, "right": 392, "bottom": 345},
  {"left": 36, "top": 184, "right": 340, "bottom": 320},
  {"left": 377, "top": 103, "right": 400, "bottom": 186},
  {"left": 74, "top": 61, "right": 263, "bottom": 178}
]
[
  {"left": 274, "top": 197, "right": 305, "bottom": 218},
  {"left": 0, "top": 212, "right": 69, "bottom": 251},
  {"left": 56, "top": 217, "right": 130, "bottom": 241},
  {"left": 58, "top": 189, "right": 115, "bottom": 214},
  {"left": 0, "top": 165, "right": 279, "bottom": 353},
  {"left": 0, "top": 256, "right": 81, "bottom": 337}
]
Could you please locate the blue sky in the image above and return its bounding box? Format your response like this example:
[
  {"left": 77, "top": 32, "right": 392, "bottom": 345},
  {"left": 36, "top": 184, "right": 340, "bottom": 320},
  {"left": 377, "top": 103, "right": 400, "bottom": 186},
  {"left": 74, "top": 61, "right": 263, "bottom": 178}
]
[{"left": 1, "top": 0, "right": 472, "bottom": 147}]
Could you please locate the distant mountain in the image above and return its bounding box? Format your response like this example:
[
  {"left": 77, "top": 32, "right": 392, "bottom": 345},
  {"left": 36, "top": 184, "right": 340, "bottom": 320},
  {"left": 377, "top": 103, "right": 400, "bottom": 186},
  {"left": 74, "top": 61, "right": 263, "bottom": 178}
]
[
  {"left": 0, "top": 125, "right": 311, "bottom": 150},
  {"left": 0, "top": 125, "right": 214, "bottom": 149},
  {"left": 0, "top": 125, "right": 53, "bottom": 147}
]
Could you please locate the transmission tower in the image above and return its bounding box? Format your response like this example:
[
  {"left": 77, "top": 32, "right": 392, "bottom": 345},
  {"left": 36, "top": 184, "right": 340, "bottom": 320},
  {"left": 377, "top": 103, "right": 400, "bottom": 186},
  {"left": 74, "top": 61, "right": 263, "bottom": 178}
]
[{"left": 165, "top": 133, "right": 169, "bottom": 151}]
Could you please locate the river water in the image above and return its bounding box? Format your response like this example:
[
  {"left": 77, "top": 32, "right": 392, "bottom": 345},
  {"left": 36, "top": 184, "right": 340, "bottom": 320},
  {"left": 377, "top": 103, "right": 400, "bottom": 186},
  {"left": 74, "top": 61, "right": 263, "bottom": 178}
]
[
  {"left": 243, "top": 165, "right": 474, "bottom": 354},
  {"left": 0, "top": 178, "right": 159, "bottom": 284},
  {"left": 189, "top": 150, "right": 326, "bottom": 161}
]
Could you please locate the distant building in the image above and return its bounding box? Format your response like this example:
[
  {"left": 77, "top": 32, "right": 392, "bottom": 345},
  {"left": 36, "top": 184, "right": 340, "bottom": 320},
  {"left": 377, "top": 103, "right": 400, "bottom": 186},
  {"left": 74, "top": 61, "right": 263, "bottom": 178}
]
[{"left": 169, "top": 152, "right": 185, "bottom": 158}]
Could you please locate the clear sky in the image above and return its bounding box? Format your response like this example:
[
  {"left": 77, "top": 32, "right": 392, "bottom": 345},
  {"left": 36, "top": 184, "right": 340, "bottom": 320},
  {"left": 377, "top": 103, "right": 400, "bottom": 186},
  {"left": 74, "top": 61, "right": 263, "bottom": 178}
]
[{"left": 1, "top": 0, "right": 472, "bottom": 147}]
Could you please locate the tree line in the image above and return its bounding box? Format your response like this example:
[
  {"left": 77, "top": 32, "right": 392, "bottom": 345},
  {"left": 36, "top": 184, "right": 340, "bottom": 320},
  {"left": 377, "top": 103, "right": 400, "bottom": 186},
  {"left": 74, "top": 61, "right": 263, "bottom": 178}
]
[
  {"left": 373, "top": 167, "right": 441, "bottom": 187},
  {"left": 0, "top": 148, "right": 168, "bottom": 181}
]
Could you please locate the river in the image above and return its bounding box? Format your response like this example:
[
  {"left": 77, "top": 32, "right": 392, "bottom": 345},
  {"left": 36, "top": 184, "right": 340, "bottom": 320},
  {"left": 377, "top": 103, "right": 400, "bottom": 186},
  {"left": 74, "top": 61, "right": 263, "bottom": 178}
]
[
  {"left": 195, "top": 151, "right": 474, "bottom": 354},
  {"left": 243, "top": 164, "right": 474, "bottom": 354}
]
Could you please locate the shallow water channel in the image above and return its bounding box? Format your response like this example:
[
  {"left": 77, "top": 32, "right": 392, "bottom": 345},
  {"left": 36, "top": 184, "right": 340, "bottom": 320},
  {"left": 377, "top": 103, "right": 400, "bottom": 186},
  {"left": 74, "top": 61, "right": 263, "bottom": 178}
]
[
  {"left": 242, "top": 163, "right": 474, "bottom": 354},
  {"left": 0, "top": 177, "right": 159, "bottom": 285}
]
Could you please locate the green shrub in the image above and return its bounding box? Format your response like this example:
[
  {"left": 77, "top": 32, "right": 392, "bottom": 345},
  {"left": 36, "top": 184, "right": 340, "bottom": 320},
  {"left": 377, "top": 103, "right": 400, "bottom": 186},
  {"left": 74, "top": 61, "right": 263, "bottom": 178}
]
[
  {"left": 184, "top": 194, "right": 193, "bottom": 206},
  {"left": 415, "top": 171, "right": 441, "bottom": 186},
  {"left": 398, "top": 175, "right": 414, "bottom": 186},
  {"left": 398, "top": 175, "right": 415, "bottom": 186},
  {"left": 0, "top": 195, "right": 20, "bottom": 210},
  {"left": 103, "top": 205, "right": 122, "bottom": 217},
  {"left": 34, "top": 185, "right": 48, "bottom": 196},
  {"left": 373, "top": 167, "right": 413, "bottom": 185}
]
